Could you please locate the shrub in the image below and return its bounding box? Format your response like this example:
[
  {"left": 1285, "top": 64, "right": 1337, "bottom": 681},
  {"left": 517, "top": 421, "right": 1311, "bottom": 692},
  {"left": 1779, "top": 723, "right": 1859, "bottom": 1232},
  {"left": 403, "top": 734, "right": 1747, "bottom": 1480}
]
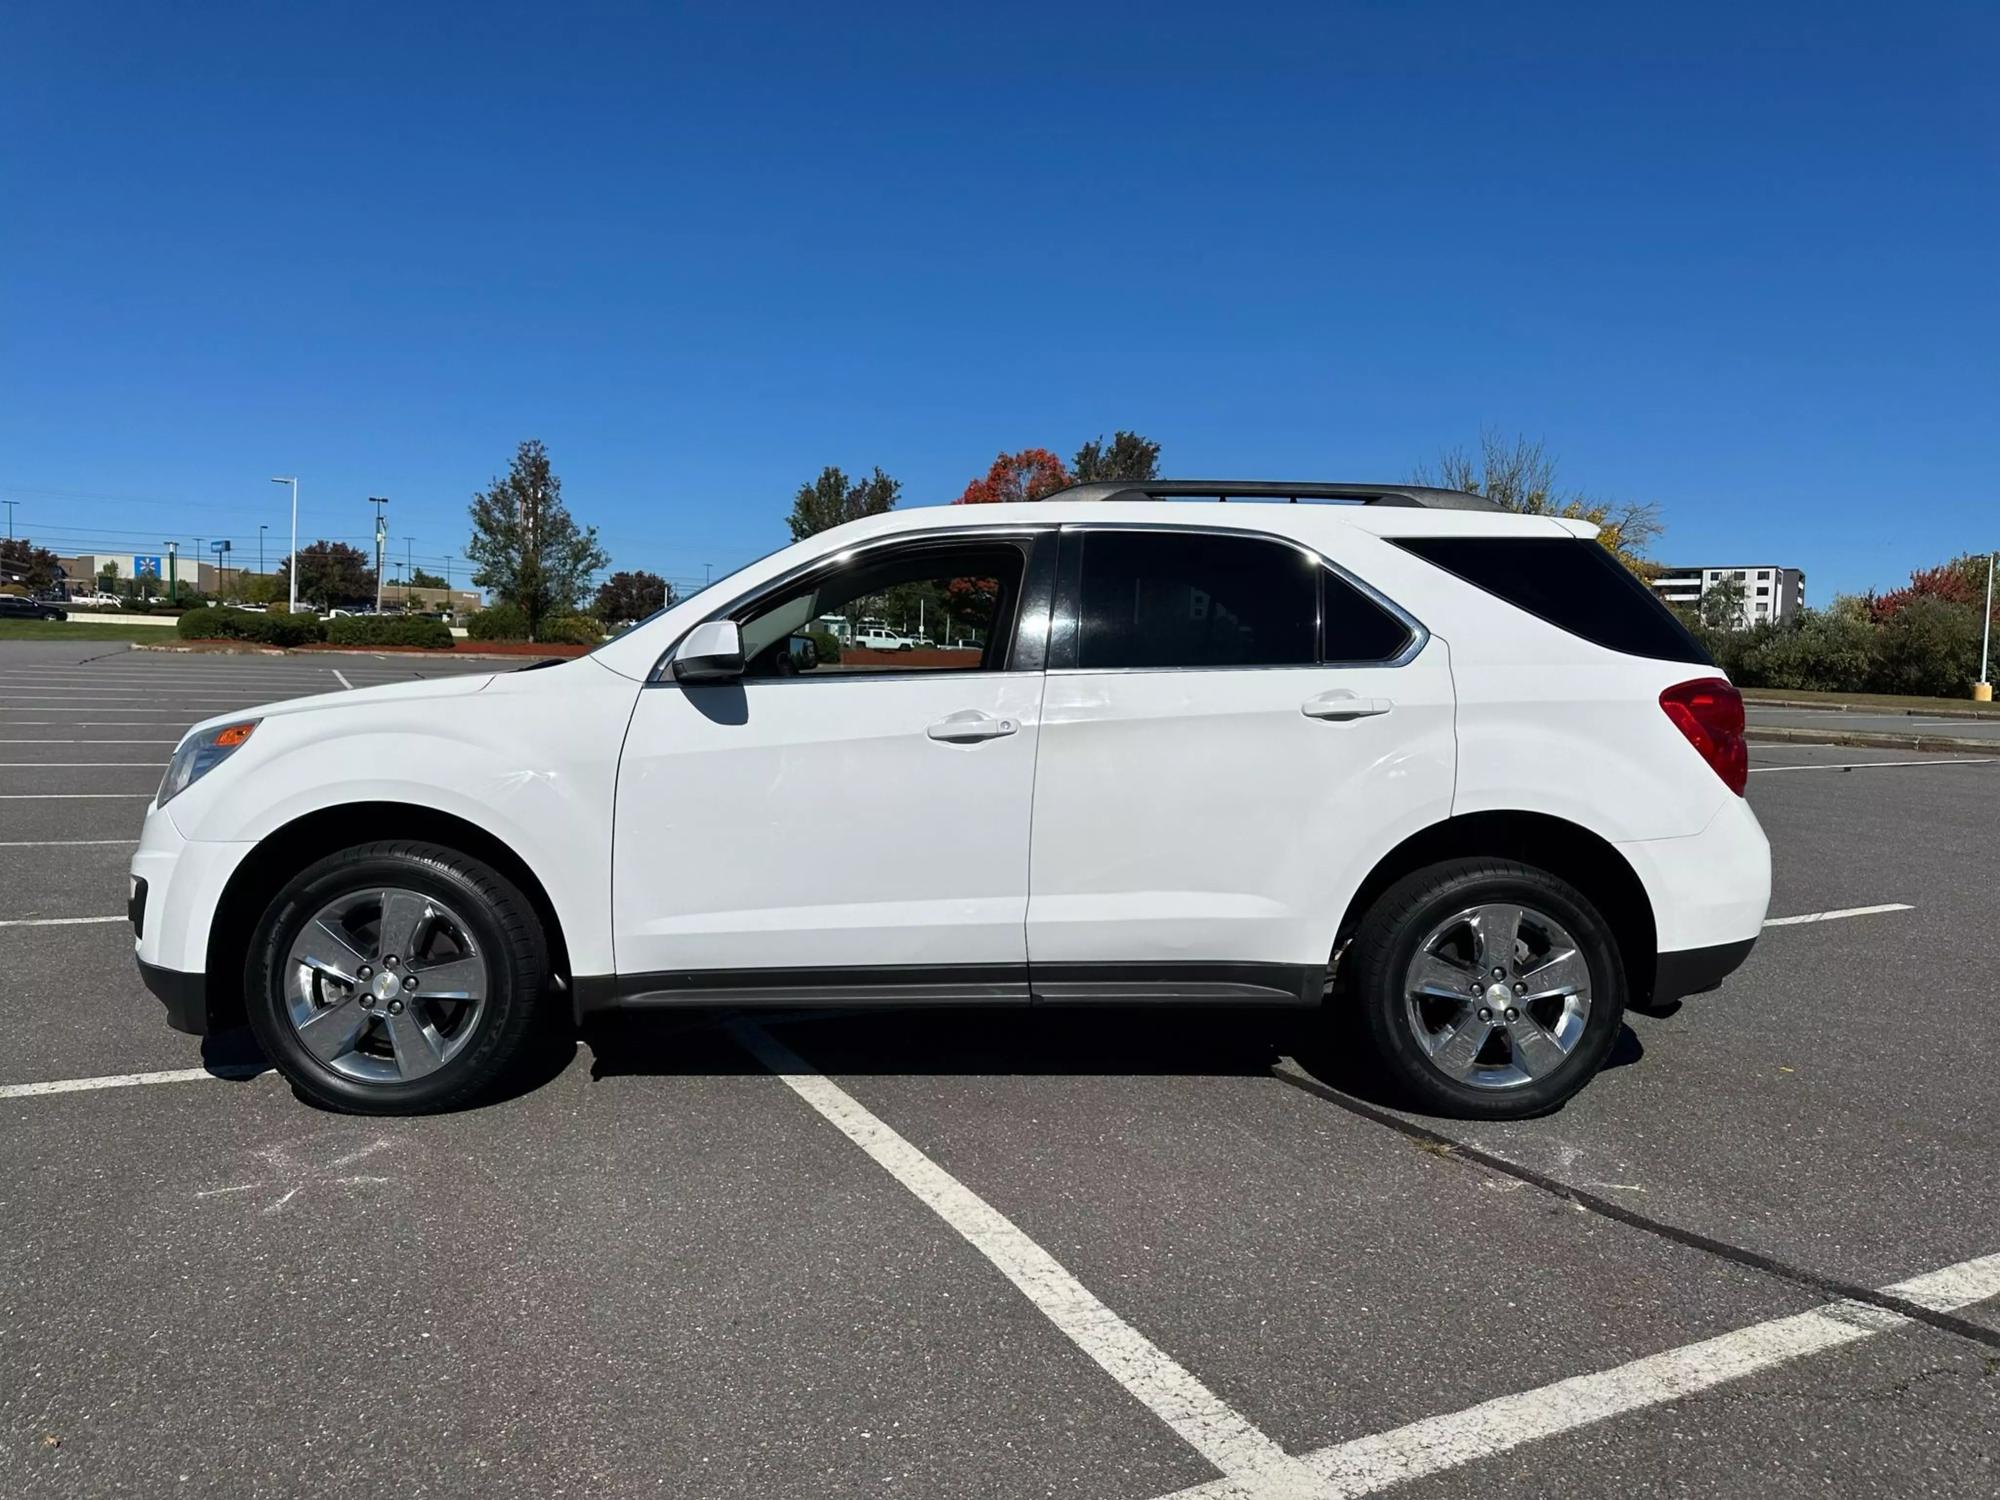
[
  {"left": 1731, "top": 611, "right": 1876, "bottom": 693},
  {"left": 175, "top": 606, "right": 325, "bottom": 647},
  {"left": 324, "top": 615, "right": 455, "bottom": 649},
  {"left": 538, "top": 614, "right": 604, "bottom": 647},
  {"left": 803, "top": 627, "right": 842, "bottom": 665},
  {"left": 1869, "top": 596, "right": 1982, "bottom": 698},
  {"left": 466, "top": 604, "right": 527, "bottom": 642},
  {"left": 256, "top": 612, "right": 328, "bottom": 647}
]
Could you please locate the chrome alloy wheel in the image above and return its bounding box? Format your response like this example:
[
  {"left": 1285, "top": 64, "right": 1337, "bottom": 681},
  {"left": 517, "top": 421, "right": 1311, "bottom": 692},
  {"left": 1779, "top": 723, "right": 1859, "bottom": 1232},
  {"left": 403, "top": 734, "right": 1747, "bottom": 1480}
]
[
  {"left": 1401, "top": 902, "right": 1592, "bottom": 1091},
  {"left": 283, "top": 887, "right": 490, "bottom": 1084}
]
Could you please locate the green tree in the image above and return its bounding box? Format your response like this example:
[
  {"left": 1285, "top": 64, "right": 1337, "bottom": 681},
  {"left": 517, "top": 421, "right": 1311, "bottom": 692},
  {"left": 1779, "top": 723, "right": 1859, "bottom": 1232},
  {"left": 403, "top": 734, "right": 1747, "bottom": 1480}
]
[
  {"left": 786, "top": 466, "right": 900, "bottom": 542},
  {"left": 277, "top": 541, "right": 376, "bottom": 608},
  {"left": 1072, "top": 430, "right": 1162, "bottom": 483},
  {"left": 99, "top": 560, "right": 120, "bottom": 594},
  {"left": 409, "top": 567, "right": 448, "bottom": 589},
  {"left": 1697, "top": 575, "right": 1748, "bottom": 631},
  {"left": 1414, "top": 432, "right": 1663, "bottom": 575},
  {"left": 592, "top": 569, "right": 675, "bottom": 624},
  {"left": 0, "top": 538, "right": 61, "bottom": 590},
  {"left": 467, "top": 439, "right": 609, "bottom": 642}
]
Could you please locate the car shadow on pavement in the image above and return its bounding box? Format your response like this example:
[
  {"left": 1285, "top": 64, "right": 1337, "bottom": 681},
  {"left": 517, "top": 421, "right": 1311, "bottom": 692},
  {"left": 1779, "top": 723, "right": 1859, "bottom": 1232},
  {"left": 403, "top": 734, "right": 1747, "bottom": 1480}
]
[
  {"left": 199, "top": 1026, "right": 273, "bottom": 1079},
  {"left": 583, "top": 1004, "right": 1645, "bottom": 1118}
]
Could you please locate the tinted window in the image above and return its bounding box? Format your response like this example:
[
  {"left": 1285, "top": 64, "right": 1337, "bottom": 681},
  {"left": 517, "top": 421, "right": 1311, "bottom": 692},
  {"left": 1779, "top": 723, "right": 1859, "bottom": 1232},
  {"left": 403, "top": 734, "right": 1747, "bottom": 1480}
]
[
  {"left": 1394, "top": 537, "right": 1712, "bottom": 665},
  {"left": 1077, "top": 532, "right": 1316, "bottom": 669},
  {"left": 1322, "top": 569, "right": 1415, "bottom": 662},
  {"left": 734, "top": 541, "right": 1025, "bottom": 678}
]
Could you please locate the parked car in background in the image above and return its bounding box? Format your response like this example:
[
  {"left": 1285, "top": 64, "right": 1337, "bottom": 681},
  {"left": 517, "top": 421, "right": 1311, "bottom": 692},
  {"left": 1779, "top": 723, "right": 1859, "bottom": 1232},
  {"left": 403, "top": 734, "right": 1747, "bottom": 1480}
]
[
  {"left": 67, "top": 591, "right": 122, "bottom": 609},
  {"left": 0, "top": 595, "right": 68, "bottom": 621},
  {"left": 853, "top": 627, "right": 914, "bottom": 651},
  {"left": 131, "top": 478, "right": 1768, "bottom": 1119}
]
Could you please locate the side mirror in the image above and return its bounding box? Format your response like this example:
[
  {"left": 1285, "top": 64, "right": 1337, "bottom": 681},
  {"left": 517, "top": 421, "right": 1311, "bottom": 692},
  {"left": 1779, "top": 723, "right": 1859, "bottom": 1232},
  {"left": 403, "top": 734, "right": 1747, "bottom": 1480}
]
[
  {"left": 785, "top": 634, "right": 820, "bottom": 672},
  {"left": 671, "top": 619, "right": 745, "bottom": 682}
]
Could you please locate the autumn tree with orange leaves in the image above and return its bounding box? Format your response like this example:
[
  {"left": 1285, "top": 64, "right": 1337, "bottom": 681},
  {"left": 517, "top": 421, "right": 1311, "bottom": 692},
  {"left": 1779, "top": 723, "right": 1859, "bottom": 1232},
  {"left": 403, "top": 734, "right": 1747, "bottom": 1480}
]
[{"left": 956, "top": 449, "right": 1072, "bottom": 505}]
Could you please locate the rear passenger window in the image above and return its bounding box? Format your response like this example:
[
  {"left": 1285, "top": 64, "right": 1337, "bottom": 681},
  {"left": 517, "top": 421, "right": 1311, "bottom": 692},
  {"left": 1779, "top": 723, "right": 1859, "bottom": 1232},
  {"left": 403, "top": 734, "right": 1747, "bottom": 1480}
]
[
  {"left": 1393, "top": 536, "right": 1712, "bottom": 666},
  {"left": 1077, "top": 532, "right": 1317, "bottom": 669},
  {"left": 1322, "top": 569, "right": 1415, "bottom": 663}
]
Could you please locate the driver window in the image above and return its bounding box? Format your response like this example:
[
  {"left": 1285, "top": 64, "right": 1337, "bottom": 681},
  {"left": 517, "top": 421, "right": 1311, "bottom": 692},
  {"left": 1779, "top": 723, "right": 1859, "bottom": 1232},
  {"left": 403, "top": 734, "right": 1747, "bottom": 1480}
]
[{"left": 734, "top": 541, "right": 1027, "bottom": 678}]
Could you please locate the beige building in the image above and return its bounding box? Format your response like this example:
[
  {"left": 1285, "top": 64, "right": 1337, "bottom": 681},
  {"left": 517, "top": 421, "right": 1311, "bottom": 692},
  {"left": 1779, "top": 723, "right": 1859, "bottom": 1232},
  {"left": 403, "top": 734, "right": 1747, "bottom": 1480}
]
[{"left": 57, "top": 556, "right": 482, "bottom": 614}]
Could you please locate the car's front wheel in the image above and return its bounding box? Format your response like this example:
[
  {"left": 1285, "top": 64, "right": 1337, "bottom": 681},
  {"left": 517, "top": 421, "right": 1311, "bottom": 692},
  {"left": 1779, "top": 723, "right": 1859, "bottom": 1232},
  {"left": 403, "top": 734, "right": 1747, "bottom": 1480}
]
[
  {"left": 1344, "top": 858, "right": 1626, "bottom": 1119},
  {"left": 243, "top": 840, "right": 550, "bottom": 1114}
]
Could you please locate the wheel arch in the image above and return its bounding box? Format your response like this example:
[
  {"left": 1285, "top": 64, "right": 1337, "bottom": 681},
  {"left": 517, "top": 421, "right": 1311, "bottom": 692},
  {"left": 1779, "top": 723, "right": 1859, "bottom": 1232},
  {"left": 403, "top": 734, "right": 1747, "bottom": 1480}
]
[
  {"left": 202, "top": 802, "right": 575, "bottom": 1030},
  {"left": 1333, "top": 810, "right": 1658, "bottom": 1004}
]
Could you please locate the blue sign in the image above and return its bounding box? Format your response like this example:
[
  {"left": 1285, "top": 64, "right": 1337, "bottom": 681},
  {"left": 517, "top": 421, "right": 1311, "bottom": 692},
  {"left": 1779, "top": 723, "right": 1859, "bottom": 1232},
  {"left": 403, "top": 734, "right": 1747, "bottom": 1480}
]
[
  {"left": 134, "top": 555, "right": 162, "bottom": 578},
  {"left": 210, "top": 539, "right": 231, "bottom": 555}
]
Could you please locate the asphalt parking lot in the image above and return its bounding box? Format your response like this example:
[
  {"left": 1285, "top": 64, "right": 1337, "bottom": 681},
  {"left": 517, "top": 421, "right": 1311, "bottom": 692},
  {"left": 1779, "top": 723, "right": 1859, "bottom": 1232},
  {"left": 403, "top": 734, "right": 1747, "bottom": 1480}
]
[{"left": 3, "top": 643, "right": 1997, "bottom": 1499}]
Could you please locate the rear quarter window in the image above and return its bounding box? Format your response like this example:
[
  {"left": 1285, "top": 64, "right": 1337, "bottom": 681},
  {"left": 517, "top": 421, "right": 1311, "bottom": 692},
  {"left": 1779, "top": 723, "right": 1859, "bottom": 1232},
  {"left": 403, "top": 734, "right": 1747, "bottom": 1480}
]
[{"left": 1392, "top": 536, "right": 1712, "bottom": 666}]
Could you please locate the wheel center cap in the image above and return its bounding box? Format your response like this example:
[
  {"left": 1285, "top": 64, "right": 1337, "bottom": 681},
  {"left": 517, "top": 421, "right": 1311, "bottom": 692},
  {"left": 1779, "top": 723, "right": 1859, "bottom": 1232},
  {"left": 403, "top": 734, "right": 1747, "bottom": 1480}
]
[
  {"left": 372, "top": 971, "right": 400, "bottom": 1001},
  {"left": 1484, "top": 982, "right": 1513, "bottom": 1010}
]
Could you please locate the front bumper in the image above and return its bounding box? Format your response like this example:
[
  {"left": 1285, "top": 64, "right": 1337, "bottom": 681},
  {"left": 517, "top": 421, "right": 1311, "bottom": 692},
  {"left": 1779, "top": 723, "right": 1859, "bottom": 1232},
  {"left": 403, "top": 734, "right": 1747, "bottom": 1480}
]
[
  {"left": 1651, "top": 936, "right": 1756, "bottom": 1006},
  {"left": 129, "top": 801, "right": 253, "bottom": 1036},
  {"left": 139, "top": 955, "right": 211, "bottom": 1035}
]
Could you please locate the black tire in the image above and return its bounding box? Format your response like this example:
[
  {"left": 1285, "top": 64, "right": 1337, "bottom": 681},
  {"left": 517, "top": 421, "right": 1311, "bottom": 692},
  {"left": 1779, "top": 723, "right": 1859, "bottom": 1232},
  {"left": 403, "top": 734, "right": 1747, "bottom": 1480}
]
[
  {"left": 243, "top": 840, "right": 551, "bottom": 1114},
  {"left": 1344, "top": 858, "right": 1626, "bottom": 1120}
]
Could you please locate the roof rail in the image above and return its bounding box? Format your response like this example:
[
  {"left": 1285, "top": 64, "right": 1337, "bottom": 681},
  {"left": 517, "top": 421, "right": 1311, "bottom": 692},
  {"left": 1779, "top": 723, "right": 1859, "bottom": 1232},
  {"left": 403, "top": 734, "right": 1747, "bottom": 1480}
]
[{"left": 1039, "top": 479, "right": 1505, "bottom": 513}]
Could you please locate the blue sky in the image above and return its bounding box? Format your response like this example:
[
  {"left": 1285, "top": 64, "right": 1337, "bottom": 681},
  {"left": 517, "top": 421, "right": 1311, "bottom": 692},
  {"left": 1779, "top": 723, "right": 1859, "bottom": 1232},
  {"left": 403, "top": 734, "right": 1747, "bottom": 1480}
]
[{"left": 3, "top": 1, "right": 1994, "bottom": 600}]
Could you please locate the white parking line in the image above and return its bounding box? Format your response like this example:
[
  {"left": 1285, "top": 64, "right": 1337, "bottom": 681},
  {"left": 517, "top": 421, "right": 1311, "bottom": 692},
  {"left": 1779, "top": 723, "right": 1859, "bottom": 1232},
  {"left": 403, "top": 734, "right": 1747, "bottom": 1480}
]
[
  {"left": 1750, "top": 758, "right": 1995, "bottom": 774},
  {"left": 0, "top": 839, "right": 138, "bottom": 847},
  {"left": 0, "top": 720, "right": 192, "bottom": 727},
  {"left": 1763, "top": 903, "right": 1913, "bottom": 927},
  {"left": 0, "top": 914, "right": 127, "bottom": 927},
  {"left": 1160, "top": 1252, "right": 2000, "bottom": 1500},
  {"left": 332, "top": 668, "right": 355, "bottom": 689},
  {"left": 0, "top": 761, "right": 166, "bottom": 767},
  {"left": 734, "top": 1021, "right": 1324, "bottom": 1497},
  {"left": 0, "top": 793, "right": 153, "bottom": 800},
  {"left": 0, "top": 1065, "right": 266, "bottom": 1099}
]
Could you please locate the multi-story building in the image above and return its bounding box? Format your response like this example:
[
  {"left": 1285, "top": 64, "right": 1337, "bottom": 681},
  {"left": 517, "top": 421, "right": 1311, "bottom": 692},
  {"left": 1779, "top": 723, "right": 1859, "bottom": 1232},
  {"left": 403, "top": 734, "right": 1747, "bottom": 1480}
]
[{"left": 1650, "top": 565, "right": 1805, "bottom": 629}]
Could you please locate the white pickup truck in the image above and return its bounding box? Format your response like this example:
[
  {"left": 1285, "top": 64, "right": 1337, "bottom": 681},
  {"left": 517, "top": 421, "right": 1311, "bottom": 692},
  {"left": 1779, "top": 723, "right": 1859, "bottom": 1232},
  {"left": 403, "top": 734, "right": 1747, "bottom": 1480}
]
[{"left": 852, "top": 627, "right": 914, "bottom": 651}]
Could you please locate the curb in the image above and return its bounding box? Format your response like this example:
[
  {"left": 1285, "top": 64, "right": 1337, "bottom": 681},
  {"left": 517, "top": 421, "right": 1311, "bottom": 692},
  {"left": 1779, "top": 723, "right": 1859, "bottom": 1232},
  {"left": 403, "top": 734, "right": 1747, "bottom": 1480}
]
[
  {"left": 1741, "top": 694, "right": 2000, "bottom": 722},
  {"left": 1746, "top": 726, "right": 1998, "bottom": 754}
]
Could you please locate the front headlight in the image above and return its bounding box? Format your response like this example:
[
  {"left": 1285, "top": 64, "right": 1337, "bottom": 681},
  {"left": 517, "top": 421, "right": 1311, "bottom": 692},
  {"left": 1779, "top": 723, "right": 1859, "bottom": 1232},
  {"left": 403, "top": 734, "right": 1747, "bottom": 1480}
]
[{"left": 159, "top": 720, "right": 260, "bottom": 806}]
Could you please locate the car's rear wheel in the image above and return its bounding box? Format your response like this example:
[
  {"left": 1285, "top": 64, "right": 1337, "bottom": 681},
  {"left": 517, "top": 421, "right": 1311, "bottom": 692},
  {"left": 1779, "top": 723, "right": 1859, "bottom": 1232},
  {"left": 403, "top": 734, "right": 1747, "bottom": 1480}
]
[
  {"left": 1345, "top": 858, "right": 1625, "bottom": 1119},
  {"left": 244, "top": 840, "right": 550, "bottom": 1114}
]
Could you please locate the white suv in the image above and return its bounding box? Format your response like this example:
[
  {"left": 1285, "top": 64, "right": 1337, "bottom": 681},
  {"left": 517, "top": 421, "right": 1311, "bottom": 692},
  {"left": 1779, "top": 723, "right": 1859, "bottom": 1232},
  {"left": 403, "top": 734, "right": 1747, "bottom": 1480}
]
[{"left": 131, "top": 480, "right": 1769, "bottom": 1117}]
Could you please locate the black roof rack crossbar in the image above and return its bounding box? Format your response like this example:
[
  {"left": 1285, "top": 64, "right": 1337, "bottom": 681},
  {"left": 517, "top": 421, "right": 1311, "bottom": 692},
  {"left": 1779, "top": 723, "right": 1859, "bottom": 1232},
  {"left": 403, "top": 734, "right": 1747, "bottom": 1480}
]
[{"left": 1039, "top": 479, "right": 1505, "bottom": 513}]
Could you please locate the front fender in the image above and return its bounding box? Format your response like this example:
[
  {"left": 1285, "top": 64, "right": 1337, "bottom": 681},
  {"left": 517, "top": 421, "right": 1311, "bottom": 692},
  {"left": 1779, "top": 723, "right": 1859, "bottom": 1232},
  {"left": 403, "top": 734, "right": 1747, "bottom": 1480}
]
[{"left": 168, "top": 664, "right": 639, "bottom": 974}]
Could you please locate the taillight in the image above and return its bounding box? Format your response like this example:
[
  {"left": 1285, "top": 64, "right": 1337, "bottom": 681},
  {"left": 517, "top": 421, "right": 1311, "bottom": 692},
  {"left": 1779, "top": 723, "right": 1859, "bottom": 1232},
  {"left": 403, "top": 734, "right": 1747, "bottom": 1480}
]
[{"left": 1659, "top": 678, "right": 1747, "bottom": 795}]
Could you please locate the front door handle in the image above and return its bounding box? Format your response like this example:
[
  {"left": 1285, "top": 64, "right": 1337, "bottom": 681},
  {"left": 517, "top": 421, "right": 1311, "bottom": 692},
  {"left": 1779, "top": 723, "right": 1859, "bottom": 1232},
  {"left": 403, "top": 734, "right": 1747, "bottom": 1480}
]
[
  {"left": 926, "top": 710, "right": 1019, "bottom": 743},
  {"left": 1302, "top": 691, "right": 1393, "bottom": 721}
]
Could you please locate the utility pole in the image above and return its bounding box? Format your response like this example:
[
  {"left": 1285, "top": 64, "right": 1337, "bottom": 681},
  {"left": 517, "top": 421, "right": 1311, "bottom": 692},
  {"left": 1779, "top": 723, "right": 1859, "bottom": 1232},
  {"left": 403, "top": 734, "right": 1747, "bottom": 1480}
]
[
  {"left": 1978, "top": 552, "right": 1995, "bottom": 703},
  {"left": 259, "top": 524, "right": 268, "bottom": 580},
  {"left": 405, "top": 536, "right": 414, "bottom": 608},
  {"left": 3, "top": 499, "right": 16, "bottom": 538},
  {"left": 270, "top": 477, "right": 298, "bottom": 610},
  {"left": 166, "top": 540, "right": 178, "bottom": 605},
  {"left": 369, "top": 497, "right": 389, "bottom": 611}
]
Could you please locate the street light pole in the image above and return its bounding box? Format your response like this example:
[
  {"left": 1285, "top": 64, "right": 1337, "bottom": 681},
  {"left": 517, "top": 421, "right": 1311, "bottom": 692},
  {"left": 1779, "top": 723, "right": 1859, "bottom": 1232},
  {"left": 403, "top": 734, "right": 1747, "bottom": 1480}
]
[
  {"left": 369, "top": 497, "right": 389, "bottom": 612},
  {"left": 1977, "top": 552, "right": 1995, "bottom": 702},
  {"left": 259, "top": 524, "right": 268, "bottom": 580},
  {"left": 270, "top": 477, "right": 298, "bottom": 610}
]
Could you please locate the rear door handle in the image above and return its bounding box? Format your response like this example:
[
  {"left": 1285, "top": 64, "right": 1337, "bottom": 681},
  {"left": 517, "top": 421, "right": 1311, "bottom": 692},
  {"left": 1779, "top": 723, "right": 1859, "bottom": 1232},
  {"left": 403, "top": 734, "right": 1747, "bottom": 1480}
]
[
  {"left": 926, "top": 710, "right": 1019, "bottom": 743},
  {"left": 1302, "top": 691, "right": 1393, "bottom": 721}
]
